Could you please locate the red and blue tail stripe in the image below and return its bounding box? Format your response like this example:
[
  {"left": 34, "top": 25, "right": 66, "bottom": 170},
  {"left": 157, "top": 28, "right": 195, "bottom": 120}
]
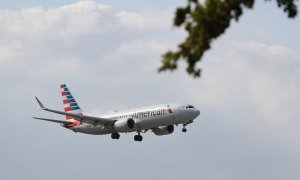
[{"left": 60, "top": 84, "right": 82, "bottom": 121}]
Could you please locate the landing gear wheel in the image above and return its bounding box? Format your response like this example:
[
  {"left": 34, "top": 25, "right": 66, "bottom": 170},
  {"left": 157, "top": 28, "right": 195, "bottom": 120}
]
[
  {"left": 115, "top": 133, "right": 120, "bottom": 139},
  {"left": 182, "top": 128, "right": 187, "bottom": 132},
  {"left": 134, "top": 135, "right": 143, "bottom": 142},
  {"left": 111, "top": 132, "right": 120, "bottom": 139}
]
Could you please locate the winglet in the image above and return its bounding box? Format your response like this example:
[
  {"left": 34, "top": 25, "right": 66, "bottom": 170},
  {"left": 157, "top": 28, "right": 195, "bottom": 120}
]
[{"left": 35, "top": 96, "right": 46, "bottom": 110}]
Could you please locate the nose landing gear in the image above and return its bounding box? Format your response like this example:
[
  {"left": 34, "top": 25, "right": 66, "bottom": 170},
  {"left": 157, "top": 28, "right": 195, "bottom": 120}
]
[{"left": 182, "top": 120, "right": 193, "bottom": 132}]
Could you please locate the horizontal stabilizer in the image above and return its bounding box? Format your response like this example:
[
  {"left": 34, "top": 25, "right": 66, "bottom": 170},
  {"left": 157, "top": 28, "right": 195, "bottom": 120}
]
[
  {"left": 33, "top": 97, "right": 114, "bottom": 126},
  {"left": 33, "top": 117, "right": 73, "bottom": 124}
]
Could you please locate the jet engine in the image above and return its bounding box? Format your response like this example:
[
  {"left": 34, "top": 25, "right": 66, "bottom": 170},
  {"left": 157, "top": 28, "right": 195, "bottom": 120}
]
[
  {"left": 152, "top": 125, "right": 174, "bottom": 136},
  {"left": 114, "top": 118, "right": 135, "bottom": 132}
]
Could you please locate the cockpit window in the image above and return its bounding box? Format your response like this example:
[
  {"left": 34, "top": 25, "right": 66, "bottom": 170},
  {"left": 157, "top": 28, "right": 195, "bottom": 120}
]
[{"left": 185, "top": 105, "right": 194, "bottom": 109}]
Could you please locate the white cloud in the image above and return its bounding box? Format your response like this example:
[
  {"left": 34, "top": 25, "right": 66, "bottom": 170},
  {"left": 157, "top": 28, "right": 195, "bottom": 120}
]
[
  {"left": 0, "top": 1, "right": 112, "bottom": 42},
  {"left": 116, "top": 9, "right": 172, "bottom": 31},
  {"left": 0, "top": 0, "right": 178, "bottom": 107},
  {"left": 0, "top": 0, "right": 176, "bottom": 67},
  {"left": 234, "top": 41, "right": 298, "bottom": 60},
  {"left": 189, "top": 40, "right": 300, "bottom": 131},
  {"left": 248, "top": 71, "right": 300, "bottom": 128},
  {"left": 116, "top": 41, "right": 174, "bottom": 56},
  {"left": 59, "top": 1, "right": 110, "bottom": 12}
]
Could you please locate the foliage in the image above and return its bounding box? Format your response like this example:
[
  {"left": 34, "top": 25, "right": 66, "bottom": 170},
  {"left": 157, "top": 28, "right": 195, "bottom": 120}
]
[{"left": 159, "top": 0, "right": 298, "bottom": 77}]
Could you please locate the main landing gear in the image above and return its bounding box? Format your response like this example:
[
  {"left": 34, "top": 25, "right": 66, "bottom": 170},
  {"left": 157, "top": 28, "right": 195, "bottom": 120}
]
[
  {"left": 134, "top": 131, "right": 143, "bottom": 142},
  {"left": 111, "top": 132, "right": 120, "bottom": 139}
]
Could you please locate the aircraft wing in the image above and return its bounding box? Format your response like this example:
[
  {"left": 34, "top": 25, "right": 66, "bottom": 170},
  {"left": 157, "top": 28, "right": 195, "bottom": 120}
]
[
  {"left": 35, "top": 97, "right": 115, "bottom": 126},
  {"left": 33, "top": 117, "right": 73, "bottom": 125}
]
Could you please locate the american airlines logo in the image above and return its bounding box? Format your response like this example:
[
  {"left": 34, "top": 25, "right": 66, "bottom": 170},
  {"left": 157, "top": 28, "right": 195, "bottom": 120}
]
[{"left": 132, "top": 108, "right": 173, "bottom": 118}]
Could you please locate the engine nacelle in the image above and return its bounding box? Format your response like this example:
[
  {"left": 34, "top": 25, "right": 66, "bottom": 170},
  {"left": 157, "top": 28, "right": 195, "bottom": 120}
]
[
  {"left": 152, "top": 125, "right": 174, "bottom": 136},
  {"left": 114, "top": 118, "right": 135, "bottom": 132}
]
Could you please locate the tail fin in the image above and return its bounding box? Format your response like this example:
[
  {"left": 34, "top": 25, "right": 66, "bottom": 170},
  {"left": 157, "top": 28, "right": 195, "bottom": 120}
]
[{"left": 60, "top": 84, "right": 82, "bottom": 121}]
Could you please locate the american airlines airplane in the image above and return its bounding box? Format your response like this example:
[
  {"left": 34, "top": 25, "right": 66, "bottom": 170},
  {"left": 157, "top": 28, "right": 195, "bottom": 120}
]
[{"left": 33, "top": 84, "right": 200, "bottom": 141}]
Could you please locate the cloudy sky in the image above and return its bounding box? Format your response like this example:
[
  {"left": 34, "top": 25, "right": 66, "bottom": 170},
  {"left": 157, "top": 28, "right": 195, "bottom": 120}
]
[{"left": 0, "top": 0, "right": 299, "bottom": 179}]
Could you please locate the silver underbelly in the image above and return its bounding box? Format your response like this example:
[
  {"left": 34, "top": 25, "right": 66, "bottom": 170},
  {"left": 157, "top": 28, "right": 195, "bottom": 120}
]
[{"left": 70, "top": 125, "right": 113, "bottom": 135}]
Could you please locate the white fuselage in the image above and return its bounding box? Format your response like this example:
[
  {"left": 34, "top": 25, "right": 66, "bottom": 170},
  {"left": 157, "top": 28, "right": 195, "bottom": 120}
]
[{"left": 69, "top": 103, "right": 200, "bottom": 135}]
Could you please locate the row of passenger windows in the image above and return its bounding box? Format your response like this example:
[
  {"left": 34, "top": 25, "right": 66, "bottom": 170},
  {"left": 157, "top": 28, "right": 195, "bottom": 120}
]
[
  {"left": 108, "top": 108, "right": 166, "bottom": 119},
  {"left": 108, "top": 114, "right": 129, "bottom": 120}
]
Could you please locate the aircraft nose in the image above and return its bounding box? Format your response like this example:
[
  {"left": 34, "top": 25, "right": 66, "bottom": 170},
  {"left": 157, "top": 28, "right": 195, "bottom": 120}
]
[
  {"left": 195, "top": 109, "right": 200, "bottom": 117},
  {"left": 191, "top": 109, "right": 200, "bottom": 119}
]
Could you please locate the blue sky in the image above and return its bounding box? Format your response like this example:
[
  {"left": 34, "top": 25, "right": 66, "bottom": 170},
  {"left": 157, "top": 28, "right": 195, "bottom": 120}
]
[{"left": 0, "top": 1, "right": 299, "bottom": 180}]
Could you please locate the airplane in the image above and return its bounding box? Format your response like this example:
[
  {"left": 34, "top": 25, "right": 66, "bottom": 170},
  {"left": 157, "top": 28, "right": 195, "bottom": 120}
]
[{"left": 33, "top": 84, "right": 200, "bottom": 141}]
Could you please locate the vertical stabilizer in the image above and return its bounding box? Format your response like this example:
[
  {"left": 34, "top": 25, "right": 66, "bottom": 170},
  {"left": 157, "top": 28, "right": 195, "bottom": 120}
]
[{"left": 60, "top": 84, "right": 82, "bottom": 121}]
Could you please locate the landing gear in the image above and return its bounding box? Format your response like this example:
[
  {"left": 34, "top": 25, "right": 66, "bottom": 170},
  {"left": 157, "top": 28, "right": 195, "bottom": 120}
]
[
  {"left": 111, "top": 132, "right": 120, "bottom": 139},
  {"left": 134, "top": 131, "right": 143, "bottom": 142},
  {"left": 182, "top": 120, "right": 193, "bottom": 133},
  {"left": 134, "top": 135, "right": 143, "bottom": 141}
]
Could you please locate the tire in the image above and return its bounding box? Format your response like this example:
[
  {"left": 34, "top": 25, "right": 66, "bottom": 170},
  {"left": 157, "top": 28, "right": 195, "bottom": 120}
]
[
  {"left": 134, "top": 135, "right": 139, "bottom": 141},
  {"left": 138, "top": 135, "right": 143, "bottom": 141},
  {"left": 111, "top": 132, "right": 120, "bottom": 139},
  {"left": 115, "top": 133, "right": 120, "bottom": 139}
]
